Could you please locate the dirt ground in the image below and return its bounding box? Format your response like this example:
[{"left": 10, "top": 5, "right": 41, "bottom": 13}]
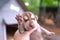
[{"left": 44, "top": 27, "right": 60, "bottom": 35}]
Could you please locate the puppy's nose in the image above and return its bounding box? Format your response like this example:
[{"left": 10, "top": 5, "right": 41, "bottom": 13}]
[{"left": 29, "top": 22, "right": 34, "bottom": 27}]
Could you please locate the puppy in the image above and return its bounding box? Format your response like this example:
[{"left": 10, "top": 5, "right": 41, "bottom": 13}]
[{"left": 15, "top": 12, "right": 55, "bottom": 40}]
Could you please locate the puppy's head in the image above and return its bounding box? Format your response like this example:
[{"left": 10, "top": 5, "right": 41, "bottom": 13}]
[{"left": 23, "top": 12, "right": 38, "bottom": 31}]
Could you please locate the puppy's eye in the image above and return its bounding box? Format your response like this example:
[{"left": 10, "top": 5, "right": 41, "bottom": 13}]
[
  {"left": 31, "top": 18, "right": 35, "bottom": 20},
  {"left": 24, "top": 19, "right": 29, "bottom": 22}
]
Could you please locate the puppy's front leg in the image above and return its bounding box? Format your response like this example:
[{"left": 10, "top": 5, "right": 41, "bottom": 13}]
[
  {"left": 39, "top": 25, "right": 55, "bottom": 36},
  {"left": 16, "top": 14, "right": 24, "bottom": 33},
  {"left": 35, "top": 22, "right": 55, "bottom": 36}
]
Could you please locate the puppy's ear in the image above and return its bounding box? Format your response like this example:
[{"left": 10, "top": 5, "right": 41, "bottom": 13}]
[{"left": 35, "top": 15, "right": 38, "bottom": 20}]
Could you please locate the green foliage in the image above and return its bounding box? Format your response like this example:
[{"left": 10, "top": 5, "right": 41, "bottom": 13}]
[
  {"left": 23, "top": 0, "right": 58, "bottom": 15},
  {"left": 59, "top": 1, "right": 60, "bottom": 6},
  {"left": 42, "top": 0, "right": 58, "bottom": 7},
  {"left": 28, "top": 0, "right": 40, "bottom": 15},
  {"left": 23, "top": 0, "right": 40, "bottom": 15}
]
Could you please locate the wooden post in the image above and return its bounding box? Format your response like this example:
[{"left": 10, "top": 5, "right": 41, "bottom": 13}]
[
  {"left": 38, "top": 0, "right": 46, "bottom": 24},
  {"left": 16, "top": 0, "right": 29, "bottom": 11},
  {"left": 56, "top": 0, "right": 60, "bottom": 26}
]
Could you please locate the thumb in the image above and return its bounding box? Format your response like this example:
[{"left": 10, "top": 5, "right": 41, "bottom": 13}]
[{"left": 27, "top": 26, "right": 37, "bottom": 35}]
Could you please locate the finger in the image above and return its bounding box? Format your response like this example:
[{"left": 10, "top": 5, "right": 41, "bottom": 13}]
[{"left": 27, "top": 26, "right": 37, "bottom": 35}]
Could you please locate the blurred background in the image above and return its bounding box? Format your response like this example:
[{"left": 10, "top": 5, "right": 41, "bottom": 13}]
[{"left": 0, "top": 0, "right": 60, "bottom": 40}]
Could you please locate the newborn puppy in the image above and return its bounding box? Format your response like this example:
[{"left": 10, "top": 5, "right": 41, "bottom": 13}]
[{"left": 15, "top": 12, "right": 55, "bottom": 40}]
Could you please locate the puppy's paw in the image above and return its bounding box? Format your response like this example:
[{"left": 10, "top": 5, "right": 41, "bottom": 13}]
[
  {"left": 15, "top": 14, "right": 23, "bottom": 25},
  {"left": 48, "top": 32, "right": 55, "bottom": 36},
  {"left": 46, "top": 32, "right": 55, "bottom": 39}
]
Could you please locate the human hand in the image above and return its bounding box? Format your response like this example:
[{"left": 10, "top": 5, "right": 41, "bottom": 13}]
[{"left": 14, "top": 26, "right": 37, "bottom": 40}]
